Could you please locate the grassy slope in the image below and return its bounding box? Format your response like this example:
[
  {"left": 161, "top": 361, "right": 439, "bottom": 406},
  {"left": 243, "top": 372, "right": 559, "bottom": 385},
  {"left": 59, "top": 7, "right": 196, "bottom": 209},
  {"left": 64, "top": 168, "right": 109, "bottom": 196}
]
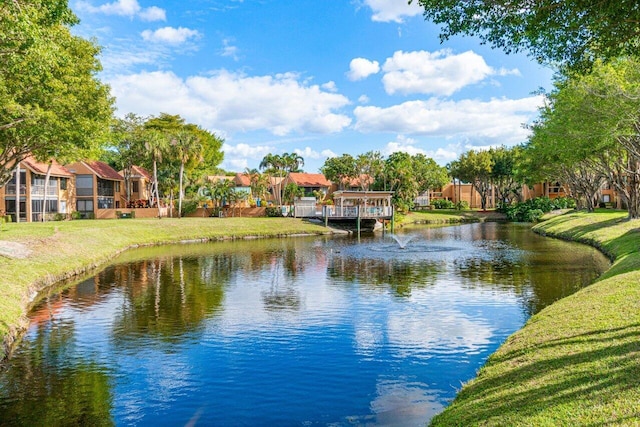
[
  {"left": 431, "top": 210, "right": 640, "bottom": 426},
  {"left": 0, "top": 217, "right": 330, "bottom": 360}
]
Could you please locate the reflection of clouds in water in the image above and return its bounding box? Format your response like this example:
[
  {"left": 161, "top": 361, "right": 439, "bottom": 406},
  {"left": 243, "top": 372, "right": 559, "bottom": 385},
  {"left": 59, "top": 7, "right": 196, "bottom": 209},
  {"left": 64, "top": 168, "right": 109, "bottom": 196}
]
[
  {"left": 370, "top": 378, "right": 444, "bottom": 426},
  {"left": 387, "top": 308, "right": 494, "bottom": 356},
  {"left": 354, "top": 321, "right": 384, "bottom": 356}
]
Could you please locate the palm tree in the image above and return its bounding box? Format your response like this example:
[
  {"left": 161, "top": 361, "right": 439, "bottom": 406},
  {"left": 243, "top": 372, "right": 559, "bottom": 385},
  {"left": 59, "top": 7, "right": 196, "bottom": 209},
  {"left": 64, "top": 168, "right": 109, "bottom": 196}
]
[
  {"left": 259, "top": 153, "right": 286, "bottom": 206},
  {"left": 172, "top": 130, "right": 202, "bottom": 217},
  {"left": 244, "top": 168, "right": 270, "bottom": 204},
  {"left": 283, "top": 152, "right": 304, "bottom": 173},
  {"left": 144, "top": 129, "right": 168, "bottom": 218}
]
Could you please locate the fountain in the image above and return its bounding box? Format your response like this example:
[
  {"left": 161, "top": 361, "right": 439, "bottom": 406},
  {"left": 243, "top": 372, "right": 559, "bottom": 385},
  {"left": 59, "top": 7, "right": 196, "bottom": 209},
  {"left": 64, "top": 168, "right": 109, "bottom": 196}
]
[{"left": 390, "top": 234, "right": 415, "bottom": 249}]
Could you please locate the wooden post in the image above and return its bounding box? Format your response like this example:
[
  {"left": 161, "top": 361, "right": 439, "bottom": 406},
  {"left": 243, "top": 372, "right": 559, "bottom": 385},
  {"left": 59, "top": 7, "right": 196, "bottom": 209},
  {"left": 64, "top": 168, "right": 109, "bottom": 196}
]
[
  {"left": 391, "top": 206, "right": 395, "bottom": 233},
  {"left": 356, "top": 205, "right": 361, "bottom": 237}
]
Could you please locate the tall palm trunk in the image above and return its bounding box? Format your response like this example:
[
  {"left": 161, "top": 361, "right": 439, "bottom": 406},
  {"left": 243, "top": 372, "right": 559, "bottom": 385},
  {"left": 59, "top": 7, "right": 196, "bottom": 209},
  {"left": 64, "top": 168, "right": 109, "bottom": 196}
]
[
  {"left": 41, "top": 161, "right": 53, "bottom": 222},
  {"left": 178, "top": 162, "right": 184, "bottom": 217},
  {"left": 153, "top": 160, "right": 162, "bottom": 218}
]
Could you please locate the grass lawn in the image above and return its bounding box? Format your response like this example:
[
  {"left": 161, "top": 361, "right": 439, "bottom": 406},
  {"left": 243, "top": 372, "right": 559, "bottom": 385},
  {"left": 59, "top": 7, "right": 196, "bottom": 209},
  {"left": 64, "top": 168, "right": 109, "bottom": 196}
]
[
  {"left": 430, "top": 210, "right": 640, "bottom": 426},
  {"left": 396, "top": 209, "right": 507, "bottom": 225},
  {"left": 0, "top": 217, "right": 331, "bottom": 360}
]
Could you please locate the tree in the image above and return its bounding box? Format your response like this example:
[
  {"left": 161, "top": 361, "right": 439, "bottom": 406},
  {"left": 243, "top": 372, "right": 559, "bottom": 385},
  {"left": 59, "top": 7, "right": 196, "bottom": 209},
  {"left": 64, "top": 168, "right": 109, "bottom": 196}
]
[
  {"left": 356, "top": 151, "right": 384, "bottom": 191},
  {"left": 411, "top": 0, "right": 640, "bottom": 72},
  {"left": 244, "top": 168, "right": 269, "bottom": 203},
  {"left": 282, "top": 152, "right": 304, "bottom": 173},
  {"left": 320, "top": 154, "right": 358, "bottom": 190},
  {"left": 450, "top": 150, "right": 494, "bottom": 210},
  {"left": 105, "top": 114, "right": 146, "bottom": 206},
  {"left": 527, "top": 58, "right": 640, "bottom": 218},
  {"left": 144, "top": 113, "right": 224, "bottom": 216},
  {"left": 412, "top": 154, "right": 450, "bottom": 198},
  {"left": 490, "top": 146, "right": 525, "bottom": 207},
  {"left": 171, "top": 131, "right": 202, "bottom": 217},
  {"left": 384, "top": 152, "right": 416, "bottom": 211},
  {"left": 1, "top": 0, "right": 113, "bottom": 187},
  {"left": 143, "top": 129, "right": 169, "bottom": 217}
]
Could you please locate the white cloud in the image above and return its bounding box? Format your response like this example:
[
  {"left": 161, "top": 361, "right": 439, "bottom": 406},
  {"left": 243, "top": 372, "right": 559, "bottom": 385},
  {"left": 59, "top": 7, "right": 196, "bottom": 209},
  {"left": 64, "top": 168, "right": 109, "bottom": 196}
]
[
  {"left": 322, "top": 81, "right": 338, "bottom": 92},
  {"left": 223, "top": 142, "right": 274, "bottom": 159},
  {"left": 294, "top": 146, "right": 321, "bottom": 160},
  {"left": 321, "top": 149, "right": 338, "bottom": 158},
  {"left": 109, "top": 70, "right": 352, "bottom": 136},
  {"left": 76, "top": 0, "right": 166, "bottom": 21},
  {"left": 141, "top": 27, "right": 201, "bottom": 44},
  {"left": 362, "top": 0, "right": 423, "bottom": 23},
  {"left": 383, "top": 135, "right": 426, "bottom": 156},
  {"left": 221, "top": 38, "right": 239, "bottom": 60},
  {"left": 354, "top": 96, "right": 543, "bottom": 146},
  {"left": 382, "top": 50, "right": 502, "bottom": 96},
  {"left": 139, "top": 5, "right": 166, "bottom": 21},
  {"left": 358, "top": 95, "right": 370, "bottom": 104},
  {"left": 346, "top": 57, "right": 380, "bottom": 81}
]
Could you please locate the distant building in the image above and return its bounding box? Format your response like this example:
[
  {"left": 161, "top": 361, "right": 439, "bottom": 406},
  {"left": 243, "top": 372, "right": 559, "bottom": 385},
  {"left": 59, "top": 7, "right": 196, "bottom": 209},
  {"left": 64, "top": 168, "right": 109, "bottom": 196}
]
[
  {"left": 66, "top": 160, "right": 124, "bottom": 219},
  {"left": 0, "top": 156, "right": 73, "bottom": 222}
]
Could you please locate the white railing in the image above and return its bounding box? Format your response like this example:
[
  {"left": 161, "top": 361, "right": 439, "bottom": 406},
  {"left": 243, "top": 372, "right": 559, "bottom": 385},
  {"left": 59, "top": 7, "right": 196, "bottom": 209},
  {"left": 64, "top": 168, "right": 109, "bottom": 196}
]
[
  {"left": 294, "top": 205, "right": 323, "bottom": 218},
  {"left": 323, "top": 205, "right": 393, "bottom": 218},
  {"left": 30, "top": 185, "right": 58, "bottom": 197}
]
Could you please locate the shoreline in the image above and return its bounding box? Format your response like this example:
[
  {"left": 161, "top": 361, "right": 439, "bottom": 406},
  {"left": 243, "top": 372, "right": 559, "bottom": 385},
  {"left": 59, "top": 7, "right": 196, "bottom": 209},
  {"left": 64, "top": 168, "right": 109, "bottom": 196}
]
[
  {"left": 0, "top": 217, "right": 337, "bottom": 361},
  {"left": 430, "top": 210, "right": 640, "bottom": 425}
]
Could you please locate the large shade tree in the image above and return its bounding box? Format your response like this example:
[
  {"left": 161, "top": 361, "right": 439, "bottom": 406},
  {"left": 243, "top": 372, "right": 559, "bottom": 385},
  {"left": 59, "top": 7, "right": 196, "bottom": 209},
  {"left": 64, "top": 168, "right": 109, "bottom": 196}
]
[
  {"left": 411, "top": 0, "right": 640, "bottom": 72},
  {"left": 0, "top": 0, "right": 113, "bottom": 186},
  {"left": 528, "top": 58, "right": 640, "bottom": 218}
]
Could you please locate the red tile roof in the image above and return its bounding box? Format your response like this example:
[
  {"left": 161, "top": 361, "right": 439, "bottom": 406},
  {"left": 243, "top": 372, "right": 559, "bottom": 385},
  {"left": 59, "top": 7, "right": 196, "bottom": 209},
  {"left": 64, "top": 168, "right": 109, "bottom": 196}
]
[
  {"left": 288, "top": 173, "right": 331, "bottom": 187},
  {"left": 22, "top": 156, "right": 72, "bottom": 177},
  {"left": 234, "top": 173, "right": 251, "bottom": 186},
  {"left": 120, "top": 165, "right": 152, "bottom": 180},
  {"left": 85, "top": 161, "right": 124, "bottom": 181}
]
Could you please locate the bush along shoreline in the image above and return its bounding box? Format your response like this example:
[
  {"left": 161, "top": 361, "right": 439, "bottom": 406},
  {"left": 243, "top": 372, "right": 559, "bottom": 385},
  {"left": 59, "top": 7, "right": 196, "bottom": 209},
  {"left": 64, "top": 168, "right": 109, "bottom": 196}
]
[{"left": 430, "top": 210, "right": 640, "bottom": 426}]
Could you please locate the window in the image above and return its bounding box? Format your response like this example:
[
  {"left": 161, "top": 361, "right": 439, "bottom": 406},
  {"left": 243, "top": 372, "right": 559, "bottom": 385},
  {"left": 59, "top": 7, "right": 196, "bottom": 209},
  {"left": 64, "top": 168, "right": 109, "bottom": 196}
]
[
  {"left": 97, "top": 196, "right": 113, "bottom": 209},
  {"left": 132, "top": 181, "right": 139, "bottom": 192},
  {"left": 76, "top": 175, "right": 94, "bottom": 197},
  {"left": 60, "top": 178, "right": 67, "bottom": 190},
  {"left": 602, "top": 194, "right": 610, "bottom": 203},
  {"left": 97, "top": 178, "right": 114, "bottom": 197},
  {"left": 32, "top": 199, "right": 58, "bottom": 213},
  {"left": 76, "top": 199, "right": 94, "bottom": 213}
]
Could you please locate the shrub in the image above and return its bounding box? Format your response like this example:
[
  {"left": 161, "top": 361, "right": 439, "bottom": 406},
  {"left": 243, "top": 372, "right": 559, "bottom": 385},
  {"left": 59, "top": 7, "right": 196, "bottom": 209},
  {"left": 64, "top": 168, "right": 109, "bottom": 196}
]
[
  {"left": 455, "top": 200, "right": 469, "bottom": 210},
  {"left": 53, "top": 213, "right": 66, "bottom": 221},
  {"left": 525, "top": 209, "right": 545, "bottom": 222},
  {"left": 431, "top": 199, "right": 455, "bottom": 209},
  {"left": 180, "top": 199, "right": 199, "bottom": 217},
  {"left": 265, "top": 206, "right": 283, "bottom": 217}
]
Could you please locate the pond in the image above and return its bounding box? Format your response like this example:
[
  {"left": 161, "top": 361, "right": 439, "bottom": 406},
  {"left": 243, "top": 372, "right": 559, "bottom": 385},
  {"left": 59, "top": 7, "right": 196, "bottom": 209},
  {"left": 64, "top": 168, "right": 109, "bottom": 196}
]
[{"left": 0, "top": 223, "right": 609, "bottom": 426}]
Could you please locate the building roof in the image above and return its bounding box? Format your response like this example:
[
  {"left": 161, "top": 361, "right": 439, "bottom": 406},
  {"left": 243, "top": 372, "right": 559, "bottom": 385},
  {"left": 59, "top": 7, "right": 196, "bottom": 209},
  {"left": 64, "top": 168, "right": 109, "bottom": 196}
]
[
  {"left": 119, "top": 165, "right": 152, "bottom": 180},
  {"left": 234, "top": 173, "right": 251, "bottom": 186},
  {"left": 21, "top": 156, "right": 72, "bottom": 178},
  {"left": 287, "top": 172, "right": 331, "bottom": 187},
  {"left": 84, "top": 160, "right": 124, "bottom": 181}
]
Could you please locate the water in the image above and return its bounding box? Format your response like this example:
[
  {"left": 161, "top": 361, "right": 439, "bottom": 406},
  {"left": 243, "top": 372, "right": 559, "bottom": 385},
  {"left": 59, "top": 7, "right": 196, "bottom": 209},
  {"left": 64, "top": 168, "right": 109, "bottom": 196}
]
[{"left": 0, "top": 223, "right": 609, "bottom": 426}]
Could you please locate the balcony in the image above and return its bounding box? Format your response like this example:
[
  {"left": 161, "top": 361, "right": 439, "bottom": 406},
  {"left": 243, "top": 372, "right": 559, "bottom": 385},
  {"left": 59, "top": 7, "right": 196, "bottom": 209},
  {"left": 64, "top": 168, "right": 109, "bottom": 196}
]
[{"left": 30, "top": 185, "right": 58, "bottom": 197}]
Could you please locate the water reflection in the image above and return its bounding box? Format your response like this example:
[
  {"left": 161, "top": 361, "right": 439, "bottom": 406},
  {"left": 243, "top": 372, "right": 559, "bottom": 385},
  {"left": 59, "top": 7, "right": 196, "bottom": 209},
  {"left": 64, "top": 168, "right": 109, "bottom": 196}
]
[{"left": 0, "top": 223, "right": 609, "bottom": 426}]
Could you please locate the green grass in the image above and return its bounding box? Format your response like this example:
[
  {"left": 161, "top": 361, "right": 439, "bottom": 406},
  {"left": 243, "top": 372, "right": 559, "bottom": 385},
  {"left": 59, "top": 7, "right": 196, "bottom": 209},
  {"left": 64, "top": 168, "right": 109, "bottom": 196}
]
[
  {"left": 397, "top": 209, "right": 506, "bottom": 226},
  {"left": 431, "top": 210, "right": 640, "bottom": 426},
  {"left": 0, "top": 217, "right": 331, "bottom": 360}
]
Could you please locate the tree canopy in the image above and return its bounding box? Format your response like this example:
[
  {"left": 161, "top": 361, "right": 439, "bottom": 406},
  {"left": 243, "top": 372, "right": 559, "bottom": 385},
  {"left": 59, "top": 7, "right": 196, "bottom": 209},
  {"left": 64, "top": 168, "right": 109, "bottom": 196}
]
[
  {"left": 411, "top": 0, "right": 640, "bottom": 71},
  {"left": 0, "top": 0, "right": 114, "bottom": 185}
]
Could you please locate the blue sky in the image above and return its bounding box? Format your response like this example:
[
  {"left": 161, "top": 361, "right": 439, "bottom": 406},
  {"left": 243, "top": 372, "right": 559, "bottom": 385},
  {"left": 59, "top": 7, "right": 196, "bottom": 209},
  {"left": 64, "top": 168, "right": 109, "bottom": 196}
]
[{"left": 72, "top": 0, "right": 554, "bottom": 173}]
